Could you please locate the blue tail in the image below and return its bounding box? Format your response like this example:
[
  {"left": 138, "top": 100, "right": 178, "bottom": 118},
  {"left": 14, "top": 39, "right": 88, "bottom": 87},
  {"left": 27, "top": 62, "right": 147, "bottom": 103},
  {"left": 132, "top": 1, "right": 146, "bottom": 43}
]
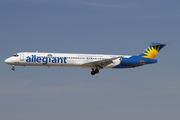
[
  {"left": 115, "top": 43, "right": 169, "bottom": 68},
  {"left": 119, "top": 43, "right": 168, "bottom": 67},
  {"left": 138, "top": 43, "right": 167, "bottom": 59}
]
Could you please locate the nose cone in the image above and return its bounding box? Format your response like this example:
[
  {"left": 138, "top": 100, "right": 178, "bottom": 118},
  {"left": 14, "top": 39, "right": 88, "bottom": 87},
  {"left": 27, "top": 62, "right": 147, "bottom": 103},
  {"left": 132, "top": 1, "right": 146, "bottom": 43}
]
[{"left": 5, "top": 57, "right": 13, "bottom": 64}]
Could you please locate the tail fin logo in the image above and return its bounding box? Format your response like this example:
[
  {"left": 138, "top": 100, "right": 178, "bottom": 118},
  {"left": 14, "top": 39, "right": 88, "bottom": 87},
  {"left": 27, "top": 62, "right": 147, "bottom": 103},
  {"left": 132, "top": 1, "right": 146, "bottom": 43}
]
[{"left": 141, "top": 43, "right": 166, "bottom": 59}]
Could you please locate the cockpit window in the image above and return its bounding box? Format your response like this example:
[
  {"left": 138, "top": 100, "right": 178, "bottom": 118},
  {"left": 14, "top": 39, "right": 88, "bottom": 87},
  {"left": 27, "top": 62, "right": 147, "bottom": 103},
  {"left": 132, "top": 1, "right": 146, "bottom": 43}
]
[{"left": 13, "top": 54, "right": 19, "bottom": 57}]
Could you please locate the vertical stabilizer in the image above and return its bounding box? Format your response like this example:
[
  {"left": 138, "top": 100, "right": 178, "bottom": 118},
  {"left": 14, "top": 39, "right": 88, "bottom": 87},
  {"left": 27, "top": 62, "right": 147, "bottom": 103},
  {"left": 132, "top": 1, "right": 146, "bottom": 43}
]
[{"left": 138, "top": 43, "right": 167, "bottom": 59}]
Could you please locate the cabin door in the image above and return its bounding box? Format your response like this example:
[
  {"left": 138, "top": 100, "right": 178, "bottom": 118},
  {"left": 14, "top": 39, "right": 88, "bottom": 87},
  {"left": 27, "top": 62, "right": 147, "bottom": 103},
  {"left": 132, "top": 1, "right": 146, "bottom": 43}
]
[{"left": 20, "top": 53, "right": 24, "bottom": 61}]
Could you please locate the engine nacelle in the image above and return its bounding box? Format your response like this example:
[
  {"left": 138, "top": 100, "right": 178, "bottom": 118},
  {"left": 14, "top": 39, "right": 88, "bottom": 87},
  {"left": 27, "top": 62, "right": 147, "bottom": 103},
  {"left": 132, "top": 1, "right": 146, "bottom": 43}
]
[{"left": 121, "top": 57, "right": 145, "bottom": 66}]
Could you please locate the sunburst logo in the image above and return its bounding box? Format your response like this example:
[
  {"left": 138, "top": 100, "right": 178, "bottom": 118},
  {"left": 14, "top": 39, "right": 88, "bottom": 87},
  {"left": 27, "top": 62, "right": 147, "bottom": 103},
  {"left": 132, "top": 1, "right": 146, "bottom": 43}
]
[
  {"left": 47, "top": 54, "right": 52, "bottom": 57},
  {"left": 142, "top": 44, "right": 163, "bottom": 59}
]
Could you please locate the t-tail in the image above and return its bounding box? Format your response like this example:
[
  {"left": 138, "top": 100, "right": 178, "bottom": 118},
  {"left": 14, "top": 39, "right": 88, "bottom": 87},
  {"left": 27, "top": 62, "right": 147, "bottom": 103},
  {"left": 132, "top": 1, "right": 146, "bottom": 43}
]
[
  {"left": 138, "top": 42, "right": 168, "bottom": 59},
  {"left": 120, "top": 43, "right": 169, "bottom": 67}
]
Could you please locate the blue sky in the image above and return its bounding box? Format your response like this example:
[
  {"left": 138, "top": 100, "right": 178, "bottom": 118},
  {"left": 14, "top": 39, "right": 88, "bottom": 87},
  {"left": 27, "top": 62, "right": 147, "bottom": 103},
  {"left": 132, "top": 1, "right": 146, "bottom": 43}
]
[{"left": 0, "top": 0, "right": 180, "bottom": 120}]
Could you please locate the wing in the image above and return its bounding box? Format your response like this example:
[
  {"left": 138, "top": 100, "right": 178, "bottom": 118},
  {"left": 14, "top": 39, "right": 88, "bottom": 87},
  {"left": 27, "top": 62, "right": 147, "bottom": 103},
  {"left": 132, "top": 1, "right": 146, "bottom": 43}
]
[{"left": 81, "top": 56, "right": 123, "bottom": 69}]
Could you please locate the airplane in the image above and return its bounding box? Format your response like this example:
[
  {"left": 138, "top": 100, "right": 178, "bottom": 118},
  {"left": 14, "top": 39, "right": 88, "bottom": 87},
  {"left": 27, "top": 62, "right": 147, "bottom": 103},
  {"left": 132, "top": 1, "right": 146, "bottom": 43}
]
[{"left": 5, "top": 43, "right": 168, "bottom": 75}]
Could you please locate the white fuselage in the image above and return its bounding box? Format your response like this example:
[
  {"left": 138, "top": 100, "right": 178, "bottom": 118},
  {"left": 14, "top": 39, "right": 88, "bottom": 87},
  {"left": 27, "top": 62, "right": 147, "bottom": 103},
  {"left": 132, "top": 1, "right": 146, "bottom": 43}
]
[
  {"left": 4, "top": 43, "right": 166, "bottom": 75},
  {"left": 5, "top": 52, "right": 131, "bottom": 69}
]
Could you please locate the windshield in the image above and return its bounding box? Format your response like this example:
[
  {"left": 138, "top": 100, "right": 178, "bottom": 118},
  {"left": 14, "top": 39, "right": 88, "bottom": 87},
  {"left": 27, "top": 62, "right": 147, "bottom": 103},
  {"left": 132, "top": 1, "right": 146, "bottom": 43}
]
[{"left": 13, "top": 54, "right": 19, "bottom": 57}]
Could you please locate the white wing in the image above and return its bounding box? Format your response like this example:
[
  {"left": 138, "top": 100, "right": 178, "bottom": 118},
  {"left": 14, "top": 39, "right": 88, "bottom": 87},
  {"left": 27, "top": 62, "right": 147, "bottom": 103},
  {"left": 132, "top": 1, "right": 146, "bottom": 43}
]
[{"left": 81, "top": 56, "right": 123, "bottom": 68}]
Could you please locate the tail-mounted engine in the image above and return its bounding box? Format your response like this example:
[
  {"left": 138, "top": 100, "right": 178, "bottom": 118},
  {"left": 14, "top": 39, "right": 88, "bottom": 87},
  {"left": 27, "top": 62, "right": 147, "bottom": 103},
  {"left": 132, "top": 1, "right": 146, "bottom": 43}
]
[{"left": 120, "top": 57, "right": 157, "bottom": 67}]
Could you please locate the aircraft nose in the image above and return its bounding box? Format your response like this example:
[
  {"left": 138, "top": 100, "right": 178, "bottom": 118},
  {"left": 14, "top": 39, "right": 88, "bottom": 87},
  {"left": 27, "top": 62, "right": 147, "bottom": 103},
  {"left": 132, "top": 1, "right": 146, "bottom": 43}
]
[{"left": 5, "top": 58, "right": 13, "bottom": 64}]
